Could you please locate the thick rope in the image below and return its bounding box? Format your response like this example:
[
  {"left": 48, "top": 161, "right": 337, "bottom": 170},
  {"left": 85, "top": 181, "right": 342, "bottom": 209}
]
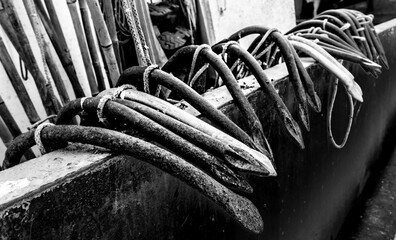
[
  {"left": 97, "top": 95, "right": 113, "bottom": 124},
  {"left": 221, "top": 41, "right": 238, "bottom": 60},
  {"left": 351, "top": 35, "right": 366, "bottom": 41},
  {"left": 80, "top": 97, "right": 88, "bottom": 110},
  {"left": 322, "top": 19, "right": 328, "bottom": 30},
  {"left": 340, "top": 23, "right": 351, "bottom": 31},
  {"left": 34, "top": 122, "right": 54, "bottom": 154},
  {"left": 113, "top": 84, "right": 136, "bottom": 98},
  {"left": 251, "top": 28, "right": 277, "bottom": 56},
  {"left": 221, "top": 41, "right": 241, "bottom": 73},
  {"left": 121, "top": 0, "right": 151, "bottom": 66},
  {"left": 143, "top": 64, "right": 159, "bottom": 95},
  {"left": 29, "top": 115, "right": 57, "bottom": 130},
  {"left": 188, "top": 44, "right": 211, "bottom": 86},
  {"left": 255, "top": 42, "right": 275, "bottom": 59},
  {"left": 189, "top": 64, "right": 209, "bottom": 87}
]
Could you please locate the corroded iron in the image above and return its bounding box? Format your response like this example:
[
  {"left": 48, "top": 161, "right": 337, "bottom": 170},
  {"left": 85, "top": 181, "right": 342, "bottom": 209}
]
[
  {"left": 117, "top": 66, "right": 263, "bottom": 154},
  {"left": 2, "top": 124, "right": 264, "bottom": 233}
]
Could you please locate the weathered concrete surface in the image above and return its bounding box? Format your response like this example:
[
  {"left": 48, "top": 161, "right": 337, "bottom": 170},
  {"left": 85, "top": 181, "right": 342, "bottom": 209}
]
[
  {"left": 1, "top": 19, "right": 396, "bottom": 240},
  {"left": 347, "top": 148, "right": 396, "bottom": 240}
]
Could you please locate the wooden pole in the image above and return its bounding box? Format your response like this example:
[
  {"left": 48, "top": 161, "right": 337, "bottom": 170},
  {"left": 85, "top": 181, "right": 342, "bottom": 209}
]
[
  {"left": 43, "top": 41, "right": 70, "bottom": 104},
  {"left": 0, "top": 36, "right": 41, "bottom": 124},
  {"left": 0, "top": 96, "right": 20, "bottom": 138},
  {"left": 22, "top": 0, "right": 70, "bottom": 105},
  {"left": 86, "top": 0, "right": 120, "bottom": 87},
  {"left": 0, "top": 116, "right": 12, "bottom": 147},
  {"left": 0, "top": 0, "right": 60, "bottom": 115},
  {"left": 67, "top": 0, "right": 98, "bottom": 95},
  {"left": 0, "top": 117, "right": 35, "bottom": 161},
  {"left": 34, "top": 0, "right": 86, "bottom": 98},
  {"left": 0, "top": 96, "right": 36, "bottom": 162},
  {"left": 79, "top": 0, "right": 107, "bottom": 91},
  {"left": 103, "top": 0, "right": 122, "bottom": 69}
]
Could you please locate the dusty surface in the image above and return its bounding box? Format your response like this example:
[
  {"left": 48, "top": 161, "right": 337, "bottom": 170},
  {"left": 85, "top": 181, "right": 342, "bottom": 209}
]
[{"left": 352, "top": 151, "right": 396, "bottom": 240}]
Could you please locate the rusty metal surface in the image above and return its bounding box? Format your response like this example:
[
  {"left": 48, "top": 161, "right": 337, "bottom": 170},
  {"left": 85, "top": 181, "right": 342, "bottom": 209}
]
[{"left": 1, "top": 21, "right": 396, "bottom": 240}]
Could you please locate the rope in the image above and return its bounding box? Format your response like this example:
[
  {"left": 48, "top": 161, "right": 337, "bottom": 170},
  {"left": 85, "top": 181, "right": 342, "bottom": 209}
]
[
  {"left": 327, "top": 78, "right": 354, "bottom": 149},
  {"left": 80, "top": 97, "right": 88, "bottom": 110},
  {"left": 121, "top": 0, "right": 151, "bottom": 66},
  {"left": 114, "top": 0, "right": 131, "bottom": 38},
  {"left": 229, "top": 59, "right": 241, "bottom": 72},
  {"left": 221, "top": 41, "right": 242, "bottom": 76},
  {"left": 113, "top": 84, "right": 136, "bottom": 98},
  {"left": 34, "top": 122, "right": 54, "bottom": 154},
  {"left": 97, "top": 95, "right": 113, "bottom": 124},
  {"left": 29, "top": 115, "right": 57, "bottom": 130},
  {"left": 340, "top": 23, "right": 351, "bottom": 31},
  {"left": 307, "top": 26, "right": 315, "bottom": 33},
  {"left": 322, "top": 19, "right": 328, "bottom": 30},
  {"left": 143, "top": 64, "right": 159, "bottom": 95},
  {"left": 188, "top": 44, "right": 210, "bottom": 86},
  {"left": 268, "top": 47, "right": 280, "bottom": 67},
  {"left": 189, "top": 64, "right": 209, "bottom": 87},
  {"left": 251, "top": 28, "right": 277, "bottom": 56},
  {"left": 255, "top": 41, "right": 275, "bottom": 59},
  {"left": 221, "top": 41, "right": 238, "bottom": 61},
  {"left": 351, "top": 35, "right": 366, "bottom": 41},
  {"left": 312, "top": 27, "right": 321, "bottom": 34}
]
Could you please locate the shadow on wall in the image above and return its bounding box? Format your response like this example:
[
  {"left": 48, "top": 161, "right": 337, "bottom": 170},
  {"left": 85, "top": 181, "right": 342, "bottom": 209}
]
[{"left": 295, "top": 0, "right": 396, "bottom": 24}]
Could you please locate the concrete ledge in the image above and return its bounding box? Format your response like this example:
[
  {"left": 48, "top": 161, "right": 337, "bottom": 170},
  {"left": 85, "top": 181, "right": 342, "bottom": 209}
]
[{"left": 1, "top": 20, "right": 396, "bottom": 240}]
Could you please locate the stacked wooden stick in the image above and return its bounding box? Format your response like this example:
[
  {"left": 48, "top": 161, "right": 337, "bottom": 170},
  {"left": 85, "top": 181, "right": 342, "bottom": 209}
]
[{"left": 0, "top": 0, "right": 127, "bottom": 160}]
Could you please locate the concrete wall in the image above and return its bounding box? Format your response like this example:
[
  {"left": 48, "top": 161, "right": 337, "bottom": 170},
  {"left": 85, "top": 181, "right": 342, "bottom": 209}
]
[{"left": 197, "top": 0, "right": 296, "bottom": 46}]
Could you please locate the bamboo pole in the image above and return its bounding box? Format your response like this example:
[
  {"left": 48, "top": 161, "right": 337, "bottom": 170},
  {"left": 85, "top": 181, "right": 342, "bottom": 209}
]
[
  {"left": 0, "top": 95, "right": 20, "bottom": 138},
  {"left": 0, "top": 36, "right": 41, "bottom": 124},
  {"left": 103, "top": 0, "right": 121, "bottom": 69},
  {"left": 67, "top": 0, "right": 98, "bottom": 95},
  {"left": 34, "top": 0, "right": 86, "bottom": 98},
  {"left": 0, "top": 116, "right": 35, "bottom": 161},
  {"left": 22, "top": 0, "right": 70, "bottom": 105},
  {"left": 0, "top": 116, "right": 12, "bottom": 147},
  {"left": 0, "top": 0, "right": 60, "bottom": 116},
  {"left": 0, "top": 98, "right": 36, "bottom": 161},
  {"left": 79, "top": 0, "right": 106, "bottom": 91},
  {"left": 86, "top": 0, "right": 120, "bottom": 86},
  {"left": 43, "top": 41, "right": 70, "bottom": 104}
]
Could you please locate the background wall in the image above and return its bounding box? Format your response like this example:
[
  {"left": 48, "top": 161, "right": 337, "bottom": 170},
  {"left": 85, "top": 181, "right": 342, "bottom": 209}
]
[{"left": 197, "top": 0, "right": 296, "bottom": 46}]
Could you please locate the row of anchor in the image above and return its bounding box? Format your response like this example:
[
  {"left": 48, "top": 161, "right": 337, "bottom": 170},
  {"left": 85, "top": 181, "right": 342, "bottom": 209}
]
[{"left": 1, "top": 9, "right": 388, "bottom": 234}]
